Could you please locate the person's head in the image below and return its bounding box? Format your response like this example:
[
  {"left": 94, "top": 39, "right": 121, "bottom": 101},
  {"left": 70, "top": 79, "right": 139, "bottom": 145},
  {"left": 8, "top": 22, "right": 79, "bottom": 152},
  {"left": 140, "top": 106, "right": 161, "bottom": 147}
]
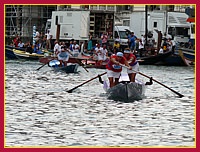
[
  {"left": 103, "top": 44, "right": 106, "bottom": 49},
  {"left": 123, "top": 48, "right": 131, "bottom": 57},
  {"left": 116, "top": 52, "right": 123, "bottom": 61}
]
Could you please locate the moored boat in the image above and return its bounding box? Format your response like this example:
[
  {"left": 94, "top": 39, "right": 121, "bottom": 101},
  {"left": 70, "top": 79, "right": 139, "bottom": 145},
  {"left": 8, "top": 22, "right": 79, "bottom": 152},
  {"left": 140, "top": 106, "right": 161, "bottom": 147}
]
[
  {"left": 137, "top": 50, "right": 172, "bottom": 65},
  {"left": 178, "top": 48, "right": 195, "bottom": 66},
  {"left": 13, "top": 49, "right": 44, "bottom": 60},
  {"left": 5, "top": 45, "right": 25, "bottom": 59},
  {"left": 155, "top": 53, "right": 185, "bottom": 66}
]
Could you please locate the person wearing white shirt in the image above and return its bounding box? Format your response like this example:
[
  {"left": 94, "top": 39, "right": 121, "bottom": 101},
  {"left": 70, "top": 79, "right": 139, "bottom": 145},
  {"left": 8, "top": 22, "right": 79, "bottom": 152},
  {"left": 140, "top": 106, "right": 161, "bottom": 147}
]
[
  {"left": 18, "top": 40, "right": 24, "bottom": 48},
  {"left": 72, "top": 41, "right": 80, "bottom": 57},
  {"left": 96, "top": 44, "right": 108, "bottom": 65},
  {"left": 54, "top": 41, "right": 60, "bottom": 57},
  {"left": 138, "top": 39, "right": 144, "bottom": 57}
]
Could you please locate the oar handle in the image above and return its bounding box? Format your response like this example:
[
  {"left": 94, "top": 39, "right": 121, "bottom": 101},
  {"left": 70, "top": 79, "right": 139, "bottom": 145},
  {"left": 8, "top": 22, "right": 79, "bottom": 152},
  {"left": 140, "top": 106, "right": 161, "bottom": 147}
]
[
  {"left": 66, "top": 72, "right": 107, "bottom": 93},
  {"left": 120, "top": 64, "right": 184, "bottom": 98}
]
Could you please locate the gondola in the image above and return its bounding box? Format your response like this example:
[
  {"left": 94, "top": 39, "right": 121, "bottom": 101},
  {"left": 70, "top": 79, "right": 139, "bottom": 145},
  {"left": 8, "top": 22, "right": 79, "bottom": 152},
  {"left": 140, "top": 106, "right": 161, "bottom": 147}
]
[
  {"left": 137, "top": 50, "right": 172, "bottom": 65},
  {"left": 178, "top": 48, "right": 195, "bottom": 66}
]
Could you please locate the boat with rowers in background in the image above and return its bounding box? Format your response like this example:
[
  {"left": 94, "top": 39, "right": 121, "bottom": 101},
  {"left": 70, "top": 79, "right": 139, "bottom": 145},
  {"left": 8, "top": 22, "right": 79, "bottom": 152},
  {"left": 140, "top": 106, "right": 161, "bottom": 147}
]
[{"left": 48, "top": 59, "right": 79, "bottom": 73}]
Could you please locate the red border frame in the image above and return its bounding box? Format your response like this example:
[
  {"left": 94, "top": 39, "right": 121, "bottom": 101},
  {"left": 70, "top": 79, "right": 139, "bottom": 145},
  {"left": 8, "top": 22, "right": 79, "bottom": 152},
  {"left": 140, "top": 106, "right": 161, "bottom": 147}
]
[{"left": 2, "top": 1, "right": 198, "bottom": 152}]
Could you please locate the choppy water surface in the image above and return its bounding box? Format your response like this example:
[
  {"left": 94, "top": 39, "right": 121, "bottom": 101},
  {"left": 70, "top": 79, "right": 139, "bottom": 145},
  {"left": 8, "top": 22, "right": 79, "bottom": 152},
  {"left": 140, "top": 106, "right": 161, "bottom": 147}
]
[{"left": 5, "top": 60, "right": 195, "bottom": 147}]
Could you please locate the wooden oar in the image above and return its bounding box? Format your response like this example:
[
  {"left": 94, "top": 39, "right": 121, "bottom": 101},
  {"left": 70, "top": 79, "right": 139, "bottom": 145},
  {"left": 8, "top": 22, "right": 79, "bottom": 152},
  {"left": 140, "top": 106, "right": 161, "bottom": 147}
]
[
  {"left": 36, "top": 57, "right": 56, "bottom": 71},
  {"left": 120, "top": 64, "right": 184, "bottom": 98},
  {"left": 66, "top": 72, "right": 107, "bottom": 93},
  {"left": 36, "top": 63, "right": 47, "bottom": 70}
]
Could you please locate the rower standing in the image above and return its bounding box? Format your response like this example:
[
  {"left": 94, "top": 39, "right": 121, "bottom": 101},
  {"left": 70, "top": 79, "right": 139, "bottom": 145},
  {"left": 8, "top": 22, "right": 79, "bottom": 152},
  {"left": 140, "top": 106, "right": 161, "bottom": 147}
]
[
  {"left": 123, "top": 48, "right": 139, "bottom": 82},
  {"left": 106, "top": 52, "right": 131, "bottom": 88}
]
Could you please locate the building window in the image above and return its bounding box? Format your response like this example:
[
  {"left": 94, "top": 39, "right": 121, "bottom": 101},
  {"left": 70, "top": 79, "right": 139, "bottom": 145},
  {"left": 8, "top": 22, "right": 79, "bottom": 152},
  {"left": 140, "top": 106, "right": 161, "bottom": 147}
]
[
  {"left": 149, "top": 5, "right": 160, "bottom": 11},
  {"left": 90, "top": 5, "right": 97, "bottom": 10},
  {"left": 153, "top": 22, "right": 157, "bottom": 28},
  {"left": 123, "top": 20, "right": 130, "bottom": 26},
  {"left": 107, "top": 5, "right": 114, "bottom": 11},
  {"left": 125, "top": 5, "right": 131, "bottom": 10},
  {"left": 99, "top": 5, "right": 106, "bottom": 10},
  {"left": 167, "top": 5, "right": 174, "bottom": 11}
]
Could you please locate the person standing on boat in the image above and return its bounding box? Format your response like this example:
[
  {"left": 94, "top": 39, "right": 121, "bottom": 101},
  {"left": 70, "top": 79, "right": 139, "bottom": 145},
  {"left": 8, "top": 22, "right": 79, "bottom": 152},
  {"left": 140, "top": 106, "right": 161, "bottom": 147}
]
[
  {"left": 106, "top": 52, "right": 131, "bottom": 88},
  {"left": 72, "top": 41, "right": 80, "bottom": 57},
  {"left": 96, "top": 44, "right": 108, "bottom": 65},
  {"left": 53, "top": 40, "right": 60, "bottom": 57},
  {"left": 123, "top": 48, "right": 139, "bottom": 82}
]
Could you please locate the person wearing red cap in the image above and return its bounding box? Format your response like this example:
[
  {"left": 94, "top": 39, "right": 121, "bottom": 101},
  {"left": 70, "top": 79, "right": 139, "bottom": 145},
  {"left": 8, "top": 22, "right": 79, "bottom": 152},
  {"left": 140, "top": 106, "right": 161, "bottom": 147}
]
[
  {"left": 106, "top": 52, "right": 131, "bottom": 88},
  {"left": 123, "top": 48, "right": 139, "bottom": 82}
]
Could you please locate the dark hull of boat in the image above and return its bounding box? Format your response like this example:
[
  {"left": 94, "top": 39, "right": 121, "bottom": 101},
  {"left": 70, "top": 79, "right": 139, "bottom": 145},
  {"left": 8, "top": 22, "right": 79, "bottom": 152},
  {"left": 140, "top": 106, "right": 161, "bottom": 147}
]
[
  {"left": 178, "top": 48, "right": 195, "bottom": 66},
  {"left": 52, "top": 64, "right": 79, "bottom": 73},
  {"left": 138, "top": 51, "right": 172, "bottom": 65},
  {"left": 5, "top": 45, "right": 25, "bottom": 59},
  {"left": 107, "top": 82, "right": 146, "bottom": 102},
  {"left": 155, "top": 54, "right": 185, "bottom": 66},
  {"left": 13, "top": 49, "right": 44, "bottom": 60}
]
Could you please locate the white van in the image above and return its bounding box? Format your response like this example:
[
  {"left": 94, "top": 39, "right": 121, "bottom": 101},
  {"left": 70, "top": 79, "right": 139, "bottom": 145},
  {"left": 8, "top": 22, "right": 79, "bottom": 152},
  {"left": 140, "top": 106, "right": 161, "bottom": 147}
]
[{"left": 114, "top": 26, "right": 131, "bottom": 50}]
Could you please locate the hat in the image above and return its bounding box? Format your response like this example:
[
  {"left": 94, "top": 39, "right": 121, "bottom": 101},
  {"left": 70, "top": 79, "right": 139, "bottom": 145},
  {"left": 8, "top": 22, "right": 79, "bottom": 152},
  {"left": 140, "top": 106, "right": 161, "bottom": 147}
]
[
  {"left": 124, "top": 49, "right": 131, "bottom": 53},
  {"left": 116, "top": 52, "right": 123, "bottom": 57}
]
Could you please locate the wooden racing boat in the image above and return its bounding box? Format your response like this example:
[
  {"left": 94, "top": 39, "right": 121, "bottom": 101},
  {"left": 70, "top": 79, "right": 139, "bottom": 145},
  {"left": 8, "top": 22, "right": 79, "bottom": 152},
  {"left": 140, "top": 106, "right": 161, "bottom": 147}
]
[
  {"left": 101, "top": 74, "right": 151, "bottom": 102},
  {"left": 106, "top": 81, "right": 146, "bottom": 101},
  {"left": 48, "top": 60, "right": 79, "bottom": 73}
]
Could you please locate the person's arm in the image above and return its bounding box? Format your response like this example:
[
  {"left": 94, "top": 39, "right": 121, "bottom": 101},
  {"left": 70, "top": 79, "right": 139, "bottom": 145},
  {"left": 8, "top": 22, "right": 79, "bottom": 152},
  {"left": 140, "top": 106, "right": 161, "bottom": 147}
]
[
  {"left": 128, "top": 56, "right": 134, "bottom": 64},
  {"left": 124, "top": 60, "right": 132, "bottom": 70},
  {"left": 111, "top": 58, "right": 119, "bottom": 65}
]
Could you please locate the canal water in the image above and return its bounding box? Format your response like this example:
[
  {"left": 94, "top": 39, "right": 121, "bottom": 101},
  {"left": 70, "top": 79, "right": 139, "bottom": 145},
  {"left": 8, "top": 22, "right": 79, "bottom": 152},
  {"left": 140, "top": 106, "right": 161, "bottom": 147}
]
[{"left": 5, "top": 60, "right": 195, "bottom": 147}]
